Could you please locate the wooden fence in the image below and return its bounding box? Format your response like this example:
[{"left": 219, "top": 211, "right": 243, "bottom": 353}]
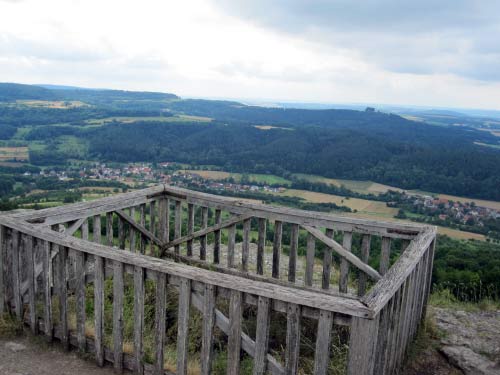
[{"left": 0, "top": 185, "right": 436, "bottom": 374}]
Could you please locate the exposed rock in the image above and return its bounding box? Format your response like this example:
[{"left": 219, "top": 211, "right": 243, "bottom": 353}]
[
  {"left": 4, "top": 341, "right": 27, "bottom": 352},
  {"left": 432, "top": 307, "right": 500, "bottom": 375}
]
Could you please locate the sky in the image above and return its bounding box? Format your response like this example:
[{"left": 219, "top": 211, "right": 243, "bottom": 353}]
[{"left": 1, "top": 0, "right": 500, "bottom": 110}]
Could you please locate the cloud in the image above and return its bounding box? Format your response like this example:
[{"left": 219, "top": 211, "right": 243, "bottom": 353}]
[{"left": 209, "top": 0, "right": 500, "bottom": 81}]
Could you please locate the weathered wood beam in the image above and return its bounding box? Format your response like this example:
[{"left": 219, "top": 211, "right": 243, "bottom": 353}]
[
  {"left": 302, "top": 225, "right": 382, "bottom": 282},
  {"left": 115, "top": 209, "right": 162, "bottom": 247}
]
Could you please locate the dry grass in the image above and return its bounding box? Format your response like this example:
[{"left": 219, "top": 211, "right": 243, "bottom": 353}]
[
  {"left": 292, "top": 174, "right": 404, "bottom": 194},
  {"left": 436, "top": 193, "right": 500, "bottom": 211}
]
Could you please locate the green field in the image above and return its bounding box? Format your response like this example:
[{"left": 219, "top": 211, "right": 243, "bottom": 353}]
[{"left": 182, "top": 170, "right": 292, "bottom": 186}]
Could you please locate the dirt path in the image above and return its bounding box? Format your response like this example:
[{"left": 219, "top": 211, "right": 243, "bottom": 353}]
[{"left": 0, "top": 336, "right": 118, "bottom": 375}]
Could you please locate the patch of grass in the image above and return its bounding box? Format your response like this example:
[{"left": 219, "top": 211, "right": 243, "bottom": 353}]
[
  {"left": 0, "top": 313, "right": 24, "bottom": 338},
  {"left": 429, "top": 288, "right": 500, "bottom": 312}
]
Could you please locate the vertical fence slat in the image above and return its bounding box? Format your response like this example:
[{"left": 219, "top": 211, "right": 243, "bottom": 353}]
[
  {"left": 93, "top": 215, "right": 101, "bottom": 244},
  {"left": 272, "top": 220, "right": 282, "bottom": 279},
  {"left": 11, "top": 230, "right": 21, "bottom": 319},
  {"left": 174, "top": 200, "right": 182, "bottom": 256},
  {"left": 379, "top": 237, "right": 391, "bottom": 275},
  {"left": 322, "top": 229, "right": 334, "bottom": 289},
  {"left": 288, "top": 224, "right": 299, "bottom": 283},
  {"left": 305, "top": 233, "right": 315, "bottom": 287},
  {"left": 129, "top": 207, "right": 136, "bottom": 252},
  {"left": 134, "top": 266, "right": 145, "bottom": 375},
  {"left": 227, "top": 224, "right": 236, "bottom": 268},
  {"left": 43, "top": 240, "right": 53, "bottom": 341},
  {"left": 26, "top": 236, "right": 37, "bottom": 334},
  {"left": 242, "top": 218, "right": 251, "bottom": 272},
  {"left": 159, "top": 198, "right": 168, "bottom": 245},
  {"left": 339, "top": 231, "right": 352, "bottom": 293},
  {"left": 200, "top": 207, "right": 208, "bottom": 261},
  {"left": 139, "top": 203, "right": 146, "bottom": 254},
  {"left": 58, "top": 246, "right": 69, "bottom": 350},
  {"left": 75, "top": 250, "right": 86, "bottom": 352},
  {"left": 107, "top": 212, "right": 114, "bottom": 247},
  {"left": 285, "top": 303, "right": 301, "bottom": 374},
  {"left": 113, "top": 260, "right": 124, "bottom": 372},
  {"left": 118, "top": 217, "right": 125, "bottom": 249},
  {"left": 257, "top": 218, "right": 266, "bottom": 275},
  {"left": 227, "top": 290, "right": 242, "bottom": 375},
  {"left": 253, "top": 296, "right": 271, "bottom": 375},
  {"left": 388, "top": 286, "right": 404, "bottom": 373},
  {"left": 200, "top": 283, "right": 216, "bottom": 375},
  {"left": 421, "top": 240, "right": 435, "bottom": 326},
  {"left": 154, "top": 272, "right": 167, "bottom": 375},
  {"left": 374, "top": 297, "right": 394, "bottom": 375},
  {"left": 94, "top": 255, "right": 105, "bottom": 366},
  {"left": 0, "top": 225, "right": 4, "bottom": 313},
  {"left": 347, "top": 316, "right": 379, "bottom": 375},
  {"left": 214, "top": 209, "right": 221, "bottom": 264},
  {"left": 176, "top": 278, "right": 191, "bottom": 375},
  {"left": 82, "top": 219, "right": 89, "bottom": 241},
  {"left": 358, "top": 234, "right": 371, "bottom": 296},
  {"left": 187, "top": 203, "right": 194, "bottom": 257},
  {"left": 150, "top": 200, "right": 156, "bottom": 255},
  {"left": 313, "top": 310, "right": 333, "bottom": 375}
]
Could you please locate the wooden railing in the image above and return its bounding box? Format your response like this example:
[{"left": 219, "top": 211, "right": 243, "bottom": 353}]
[{"left": 0, "top": 185, "right": 436, "bottom": 374}]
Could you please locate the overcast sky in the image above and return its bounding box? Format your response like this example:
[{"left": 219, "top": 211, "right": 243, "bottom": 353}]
[{"left": 1, "top": 0, "right": 499, "bottom": 109}]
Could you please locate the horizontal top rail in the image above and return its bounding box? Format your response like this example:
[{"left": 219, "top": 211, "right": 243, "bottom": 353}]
[
  {"left": 0, "top": 215, "right": 373, "bottom": 318},
  {"left": 361, "top": 225, "right": 436, "bottom": 314},
  {"left": 5, "top": 184, "right": 425, "bottom": 239}
]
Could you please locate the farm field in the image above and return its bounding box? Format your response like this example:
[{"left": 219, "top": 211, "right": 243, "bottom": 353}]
[
  {"left": 85, "top": 114, "right": 211, "bottom": 125},
  {"left": 434, "top": 193, "right": 500, "bottom": 211},
  {"left": 182, "top": 170, "right": 292, "bottom": 186},
  {"left": 292, "top": 173, "right": 405, "bottom": 194},
  {"left": 15, "top": 100, "right": 88, "bottom": 108},
  {"left": 0, "top": 146, "right": 29, "bottom": 162}
]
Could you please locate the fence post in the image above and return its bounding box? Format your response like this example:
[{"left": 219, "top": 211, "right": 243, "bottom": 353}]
[
  {"left": 0, "top": 225, "right": 4, "bottom": 313},
  {"left": 347, "top": 316, "right": 380, "bottom": 375}
]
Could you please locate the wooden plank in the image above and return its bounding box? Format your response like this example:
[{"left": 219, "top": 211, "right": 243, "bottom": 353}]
[
  {"left": 272, "top": 221, "right": 283, "bottom": 279},
  {"left": 0, "top": 225, "right": 4, "bottom": 313},
  {"left": 94, "top": 255, "right": 105, "bottom": 366},
  {"left": 305, "top": 233, "right": 315, "bottom": 287},
  {"left": 176, "top": 278, "right": 191, "bottom": 375},
  {"left": 75, "top": 250, "right": 86, "bottom": 352},
  {"left": 93, "top": 215, "right": 101, "bottom": 244},
  {"left": 159, "top": 198, "right": 168, "bottom": 245},
  {"left": 154, "top": 272, "right": 167, "bottom": 375},
  {"left": 26, "top": 235, "right": 37, "bottom": 334},
  {"left": 107, "top": 212, "right": 114, "bottom": 247},
  {"left": 322, "top": 229, "right": 334, "bottom": 290},
  {"left": 358, "top": 234, "right": 372, "bottom": 296},
  {"left": 11, "top": 230, "right": 22, "bottom": 319},
  {"left": 66, "top": 218, "right": 85, "bottom": 236},
  {"left": 227, "top": 290, "right": 242, "bottom": 375},
  {"left": 149, "top": 201, "right": 156, "bottom": 255},
  {"left": 374, "top": 298, "right": 394, "bottom": 375},
  {"left": 139, "top": 204, "right": 146, "bottom": 254},
  {"left": 187, "top": 204, "right": 194, "bottom": 257},
  {"left": 113, "top": 260, "right": 124, "bottom": 372},
  {"left": 162, "top": 213, "right": 253, "bottom": 253},
  {"left": 174, "top": 201, "right": 182, "bottom": 256},
  {"left": 118, "top": 217, "right": 125, "bottom": 249},
  {"left": 129, "top": 207, "right": 136, "bottom": 252},
  {"left": 242, "top": 218, "right": 251, "bottom": 272},
  {"left": 285, "top": 303, "right": 301, "bottom": 374},
  {"left": 421, "top": 240, "right": 435, "bottom": 326},
  {"left": 313, "top": 310, "right": 333, "bottom": 375},
  {"left": 213, "top": 209, "right": 221, "bottom": 264},
  {"left": 134, "top": 266, "right": 145, "bottom": 375},
  {"left": 288, "top": 224, "right": 299, "bottom": 283},
  {"left": 81, "top": 219, "right": 89, "bottom": 241},
  {"left": 115, "top": 209, "right": 162, "bottom": 248},
  {"left": 362, "top": 227, "right": 437, "bottom": 314},
  {"left": 200, "top": 283, "right": 216, "bottom": 375},
  {"left": 253, "top": 296, "right": 271, "bottom": 375},
  {"left": 199, "top": 207, "right": 208, "bottom": 261},
  {"left": 0, "top": 216, "right": 373, "bottom": 318},
  {"left": 257, "top": 218, "right": 266, "bottom": 275},
  {"left": 42, "top": 240, "right": 53, "bottom": 341},
  {"left": 379, "top": 237, "right": 391, "bottom": 275},
  {"left": 339, "top": 231, "right": 352, "bottom": 293},
  {"left": 59, "top": 246, "right": 69, "bottom": 350},
  {"left": 304, "top": 225, "right": 381, "bottom": 282},
  {"left": 227, "top": 224, "right": 236, "bottom": 268},
  {"left": 347, "top": 316, "right": 379, "bottom": 375}
]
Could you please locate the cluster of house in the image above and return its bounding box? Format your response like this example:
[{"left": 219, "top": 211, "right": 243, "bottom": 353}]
[{"left": 410, "top": 195, "right": 500, "bottom": 224}]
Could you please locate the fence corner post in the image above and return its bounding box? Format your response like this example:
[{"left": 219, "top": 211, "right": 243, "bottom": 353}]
[{"left": 347, "top": 315, "right": 380, "bottom": 375}]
